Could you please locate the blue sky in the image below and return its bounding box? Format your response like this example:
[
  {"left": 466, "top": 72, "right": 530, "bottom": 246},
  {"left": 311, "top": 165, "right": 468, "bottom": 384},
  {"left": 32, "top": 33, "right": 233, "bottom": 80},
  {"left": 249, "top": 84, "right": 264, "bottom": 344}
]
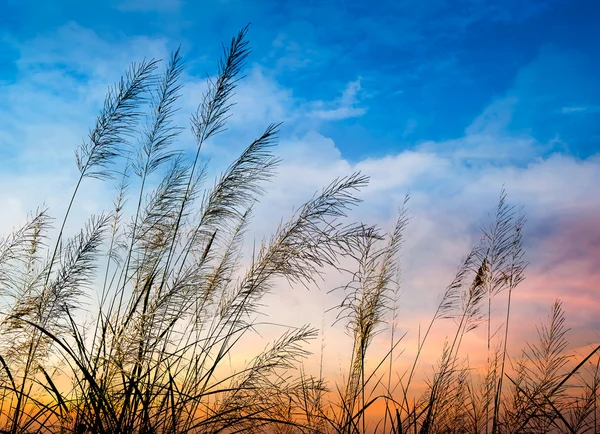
[
  {"left": 1, "top": 0, "right": 600, "bottom": 376},
  {"left": 2, "top": 0, "right": 599, "bottom": 161}
]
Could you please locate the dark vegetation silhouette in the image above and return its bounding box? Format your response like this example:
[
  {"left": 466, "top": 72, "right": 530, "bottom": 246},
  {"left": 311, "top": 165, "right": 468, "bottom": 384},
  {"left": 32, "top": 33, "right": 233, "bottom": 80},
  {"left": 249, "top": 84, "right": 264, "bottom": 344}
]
[{"left": 0, "top": 26, "right": 599, "bottom": 434}]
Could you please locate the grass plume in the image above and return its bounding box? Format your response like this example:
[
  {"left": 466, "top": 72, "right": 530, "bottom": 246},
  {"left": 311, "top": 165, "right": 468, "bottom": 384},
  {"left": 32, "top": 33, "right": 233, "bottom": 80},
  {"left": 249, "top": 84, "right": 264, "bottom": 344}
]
[{"left": 0, "top": 26, "right": 598, "bottom": 434}]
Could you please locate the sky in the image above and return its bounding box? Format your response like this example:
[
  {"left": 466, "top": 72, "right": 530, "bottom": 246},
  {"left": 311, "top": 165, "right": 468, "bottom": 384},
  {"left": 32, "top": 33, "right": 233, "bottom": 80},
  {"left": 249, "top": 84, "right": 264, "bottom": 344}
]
[{"left": 1, "top": 0, "right": 600, "bottom": 403}]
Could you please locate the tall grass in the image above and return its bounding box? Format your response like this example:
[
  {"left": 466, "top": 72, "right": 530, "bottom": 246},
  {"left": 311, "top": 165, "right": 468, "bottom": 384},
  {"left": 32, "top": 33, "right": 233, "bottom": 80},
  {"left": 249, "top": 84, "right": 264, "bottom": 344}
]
[{"left": 1, "top": 27, "right": 599, "bottom": 434}]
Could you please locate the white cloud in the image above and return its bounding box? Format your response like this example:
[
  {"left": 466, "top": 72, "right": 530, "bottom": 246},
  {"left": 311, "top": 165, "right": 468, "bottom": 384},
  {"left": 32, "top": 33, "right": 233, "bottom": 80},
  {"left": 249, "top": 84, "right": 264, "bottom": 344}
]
[
  {"left": 465, "top": 96, "right": 518, "bottom": 136},
  {"left": 415, "top": 96, "right": 545, "bottom": 164},
  {"left": 2, "top": 22, "right": 600, "bottom": 380},
  {"left": 402, "top": 119, "right": 417, "bottom": 137},
  {"left": 0, "top": 23, "right": 174, "bottom": 169},
  {"left": 249, "top": 124, "right": 600, "bottom": 375},
  {"left": 14, "top": 22, "right": 170, "bottom": 79},
  {"left": 307, "top": 78, "right": 367, "bottom": 121},
  {"left": 561, "top": 105, "right": 600, "bottom": 114},
  {"left": 562, "top": 106, "right": 588, "bottom": 114},
  {"left": 309, "top": 105, "right": 366, "bottom": 121},
  {"left": 269, "top": 32, "right": 323, "bottom": 72}
]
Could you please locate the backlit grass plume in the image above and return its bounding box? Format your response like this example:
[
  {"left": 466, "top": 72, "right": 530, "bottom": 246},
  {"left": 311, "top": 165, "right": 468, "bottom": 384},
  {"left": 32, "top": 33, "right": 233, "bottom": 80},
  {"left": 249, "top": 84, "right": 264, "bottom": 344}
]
[{"left": 0, "top": 25, "right": 599, "bottom": 434}]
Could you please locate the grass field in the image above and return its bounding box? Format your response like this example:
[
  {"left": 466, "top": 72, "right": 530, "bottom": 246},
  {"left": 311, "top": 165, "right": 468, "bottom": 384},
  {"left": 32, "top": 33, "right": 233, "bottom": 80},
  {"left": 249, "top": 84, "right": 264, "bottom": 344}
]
[{"left": 0, "top": 27, "right": 598, "bottom": 434}]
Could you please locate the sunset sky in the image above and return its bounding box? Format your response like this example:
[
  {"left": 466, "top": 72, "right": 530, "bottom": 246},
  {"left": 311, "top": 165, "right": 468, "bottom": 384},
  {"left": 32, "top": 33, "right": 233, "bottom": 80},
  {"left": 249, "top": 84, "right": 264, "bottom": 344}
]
[{"left": 1, "top": 0, "right": 600, "bottom": 395}]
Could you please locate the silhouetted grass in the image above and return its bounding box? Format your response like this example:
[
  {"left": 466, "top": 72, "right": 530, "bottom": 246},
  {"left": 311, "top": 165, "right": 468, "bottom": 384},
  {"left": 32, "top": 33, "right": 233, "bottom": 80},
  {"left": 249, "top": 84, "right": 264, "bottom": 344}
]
[{"left": 1, "top": 26, "right": 598, "bottom": 434}]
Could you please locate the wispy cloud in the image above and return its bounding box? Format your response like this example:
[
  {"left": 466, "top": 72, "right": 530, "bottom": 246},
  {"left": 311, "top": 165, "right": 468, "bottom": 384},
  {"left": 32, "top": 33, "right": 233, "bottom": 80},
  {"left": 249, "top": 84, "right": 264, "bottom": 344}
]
[
  {"left": 0, "top": 24, "right": 174, "bottom": 177},
  {"left": 561, "top": 105, "right": 600, "bottom": 114},
  {"left": 269, "top": 29, "right": 326, "bottom": 72},
  {"left": 14, "top": 22, "right": 169, "bottom": 75},
  {"left": 308, "top": 78, "right": 366, "bottom": 121}
]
